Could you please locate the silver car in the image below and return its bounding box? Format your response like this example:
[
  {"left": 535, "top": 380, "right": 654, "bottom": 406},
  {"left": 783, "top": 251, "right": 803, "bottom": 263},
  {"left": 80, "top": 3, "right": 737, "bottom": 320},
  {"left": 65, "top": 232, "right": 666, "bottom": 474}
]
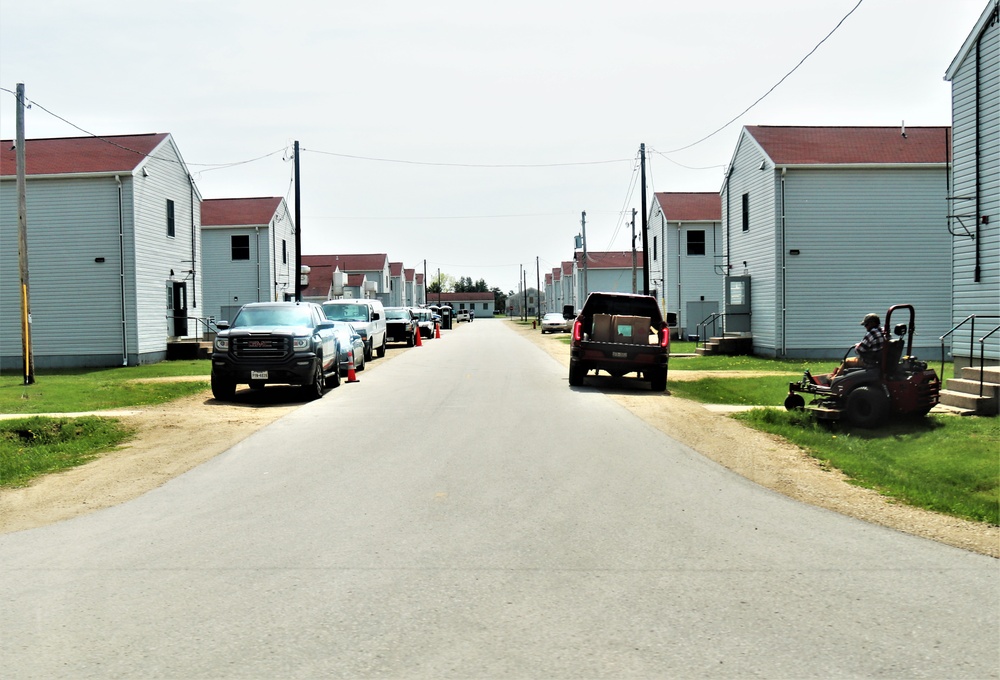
[
  {"left": 329, "top": 321, "right": 366, "bottom": 375},
  {"left": 541, "top": 312, "right": 572, "bottom": 333}
]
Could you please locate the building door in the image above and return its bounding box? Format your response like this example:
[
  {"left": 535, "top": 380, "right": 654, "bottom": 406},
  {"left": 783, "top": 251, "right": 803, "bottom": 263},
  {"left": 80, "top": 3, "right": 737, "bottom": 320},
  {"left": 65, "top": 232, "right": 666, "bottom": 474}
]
[
  {"left": 172, "top": 281, "right": 188, "bottom": 337},
  {"left": 724, "top": 275, "right": 751, "bottom": 333},
  {"left": 686, "top": 300, "right": 719, "bottom": 339}
]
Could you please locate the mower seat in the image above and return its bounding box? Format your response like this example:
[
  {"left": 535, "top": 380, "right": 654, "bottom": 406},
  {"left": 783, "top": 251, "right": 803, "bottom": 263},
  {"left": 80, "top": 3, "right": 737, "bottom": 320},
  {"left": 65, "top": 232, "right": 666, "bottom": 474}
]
[{"left": 885, "top": 339, "right": 905, "bottom": 374}]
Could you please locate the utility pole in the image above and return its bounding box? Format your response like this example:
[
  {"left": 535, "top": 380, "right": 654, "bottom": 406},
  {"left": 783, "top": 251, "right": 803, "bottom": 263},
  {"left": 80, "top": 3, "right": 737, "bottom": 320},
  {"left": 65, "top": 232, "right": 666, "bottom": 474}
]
[
  {"left": 631, "top": 208, "right": 637, "bottom": 294},
  {"left": 293, "top": 140, "right": 302, "bottom": 302},
  {"left": 581, "top": 211, "right": 588, "bottom": 302},
  {"left": 16, "top": 83, "right": 34, "bottom": 385},
  {"left": 422, "top": 259, "right": 427, "bottom": 305},
  {"left": 535, "top": 256, "right": 541, "bottom": 320},
  {"left": 522, "top": 267, "right": 527, "bottom": 321},
  {"left": 437, "top": 267, "right": 441, "bottom": 305},
  {"left": 640, "top": 143, "right": 649, "bottom": 295}
]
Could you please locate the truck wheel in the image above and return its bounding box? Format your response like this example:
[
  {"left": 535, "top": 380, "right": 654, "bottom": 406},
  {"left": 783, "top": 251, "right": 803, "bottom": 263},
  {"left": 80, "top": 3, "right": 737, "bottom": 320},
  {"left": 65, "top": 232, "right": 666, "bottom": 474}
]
[
  {"left": 406, "top": 331, "right": 414, "bottom": 347},
  {"left": 845, "top": 385, "right": 889, "bottom": 428},
  {"left": 364, "top": 340, "right": 373, "bottom": 362},
  {"left": 303, "top": 362, "right": 325, "bottom": 401},
  {"left": 377, "top": 336, "right": 387, "bottom": 358},
  {"left": 211, "top": 374, "right": 236, "bottom": 401},
  {"left": 326, "top": 365, "right": 341, "bottom": 389},
  {"left": 649, "top": 367, "right": 667, "bottom": 392},
  {"left": 569, "top": 362, "right": 586, "bottom": 387}
]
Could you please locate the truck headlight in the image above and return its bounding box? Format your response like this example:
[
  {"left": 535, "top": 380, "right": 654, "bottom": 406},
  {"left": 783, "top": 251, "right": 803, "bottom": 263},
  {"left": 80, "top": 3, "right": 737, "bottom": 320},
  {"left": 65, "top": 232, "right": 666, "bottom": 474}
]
[
  {"left": 293, "top": 337, "right": 311, "bottom": 351},
  {"left": 214, "top": 337, "right": 229, "bottom": 351}
]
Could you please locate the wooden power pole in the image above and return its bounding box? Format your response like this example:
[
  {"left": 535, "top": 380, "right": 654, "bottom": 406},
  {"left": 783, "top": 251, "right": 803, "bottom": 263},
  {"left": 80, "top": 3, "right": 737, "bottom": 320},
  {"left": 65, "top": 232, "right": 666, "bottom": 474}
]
[{"left": 16, "top": 83, "right": 35, "bottom": 385}]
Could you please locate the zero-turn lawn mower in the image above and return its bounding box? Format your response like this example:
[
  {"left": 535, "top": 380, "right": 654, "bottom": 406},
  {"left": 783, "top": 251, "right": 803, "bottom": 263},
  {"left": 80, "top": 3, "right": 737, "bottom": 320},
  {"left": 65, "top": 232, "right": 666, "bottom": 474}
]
[{"left": 784, "top": 304, "right": 940, "bottom": 427}]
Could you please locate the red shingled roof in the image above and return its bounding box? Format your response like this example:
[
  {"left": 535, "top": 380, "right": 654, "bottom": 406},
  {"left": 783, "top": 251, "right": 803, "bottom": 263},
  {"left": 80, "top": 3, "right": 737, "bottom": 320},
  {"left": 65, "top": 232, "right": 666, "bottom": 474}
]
[
  {"left": 746, "top": 126, "right": 949, "bottom": 165},
  {"left": 562, "top": 261, "right": 574, "bottom": 275},
  {"left": 0, "top": 133, "right": 170, "bottom": 176},
  {"left": 653, "top": 192, "right": 721, "bottom": 221},
  {"left": 202, "top": 197, "right": 283, "bottom": 226},
  {"left": 574, "top": 251, "right": 644, "bottom": 269},
  {"left": 389, "top": 262, "right": 403, "bottom": 276},
  {"left": 302, "top": 254, "right": 389, "bottom": 273}
]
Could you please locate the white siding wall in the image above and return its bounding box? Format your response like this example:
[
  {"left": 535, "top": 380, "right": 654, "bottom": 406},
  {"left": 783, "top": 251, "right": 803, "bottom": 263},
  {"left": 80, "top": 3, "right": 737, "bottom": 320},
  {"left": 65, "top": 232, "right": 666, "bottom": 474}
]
[
  {"left": 131, "top": 138, "right": 202, "bottom": 356},
  {"left": 0, "top": 177, "right": 128, "bottom": 367},
  {"left": 950, "top": 9, "right": 1000, "bottom": 364},
  {"left": 781, "top": 168, "right": 952, "bottom": 358},
  {"left": 722, "top": 135, "right": 780, "bottom": 353},
  {"left": 670, "top": 221, "right": 723, "bottom": 335},
  {"left": 272, "top": 202, "right": 295, "bottom": 301}
]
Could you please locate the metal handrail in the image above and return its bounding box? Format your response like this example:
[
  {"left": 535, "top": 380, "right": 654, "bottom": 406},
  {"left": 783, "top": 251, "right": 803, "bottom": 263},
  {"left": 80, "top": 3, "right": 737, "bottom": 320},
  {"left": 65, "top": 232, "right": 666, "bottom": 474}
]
[
  {"left": 695, "top": 312, "right": 723, "bottom": 349},
  {"left": 978, "top": 325, "right": 1000, "bottom": 398},
  {"left": 167, "top": 315, "right": 219, "bottom": 342},
  {"left": 939, "top": 314, "right": 1000, "bottom": 397}
]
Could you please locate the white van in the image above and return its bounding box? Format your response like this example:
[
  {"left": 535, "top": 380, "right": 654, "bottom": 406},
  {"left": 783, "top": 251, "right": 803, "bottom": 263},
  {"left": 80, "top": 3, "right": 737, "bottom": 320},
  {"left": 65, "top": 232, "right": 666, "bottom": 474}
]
[{"left": 321, "top": 298, "right": 387, "bottom": 360}]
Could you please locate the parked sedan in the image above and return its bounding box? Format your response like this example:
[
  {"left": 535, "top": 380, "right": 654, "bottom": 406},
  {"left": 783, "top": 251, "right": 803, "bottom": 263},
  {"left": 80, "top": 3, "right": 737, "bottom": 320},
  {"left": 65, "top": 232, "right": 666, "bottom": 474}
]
[
  {"left": 541, "top": 312, "right": 572, "bottom": 333},
  {"left": 329, "top": 321, "right": 365, "bottom": 374}
]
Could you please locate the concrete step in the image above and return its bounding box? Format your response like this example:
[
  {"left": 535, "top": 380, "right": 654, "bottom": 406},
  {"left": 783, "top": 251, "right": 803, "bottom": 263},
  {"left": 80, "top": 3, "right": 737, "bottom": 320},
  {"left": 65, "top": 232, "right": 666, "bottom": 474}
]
[
  {"left": 938, "top": 389, "right": 999, "bottom": 416},
  {"left": 960, "top": 365, "right": 1000, "bottom": 384},
  {"left": 944, "top": 377, "right": 1000, "bottom": 398}
]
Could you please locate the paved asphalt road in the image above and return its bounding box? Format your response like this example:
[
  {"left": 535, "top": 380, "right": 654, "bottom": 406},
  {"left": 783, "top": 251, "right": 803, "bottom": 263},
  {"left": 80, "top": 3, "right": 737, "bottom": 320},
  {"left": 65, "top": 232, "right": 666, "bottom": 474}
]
[{"left": 1, "top": 320, "right": 997, "bottom": 679}]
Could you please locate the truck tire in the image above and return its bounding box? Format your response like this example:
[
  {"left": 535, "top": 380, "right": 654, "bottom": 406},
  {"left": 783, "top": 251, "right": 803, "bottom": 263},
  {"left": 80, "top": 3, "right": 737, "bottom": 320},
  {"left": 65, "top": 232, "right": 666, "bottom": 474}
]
[
  {"left": 406, "top": 331, "right": 415, "bottom": 347},
  {"left": 211, "top": 374, "right": 236, "bottom": 401},
  {"left": 302, "top": 362, "right": 325, "bottom": 401},
  {"left": 377, "top": 335, "right": 387, "bottom": 358},
  {"left": 649, "top": 367, "right": 667, "bottom": 392},
  {"left": 364, "top": 340, "right": 373, "bottom": 362},
  {"left": 569, "top": 362, "right": 586, "bottom": 387},
  {"left": 325, "top": 365, "right": 341, "bottom": 389},
  {"left": 845, "top": 385, "right": 889, "bottom": 428}
]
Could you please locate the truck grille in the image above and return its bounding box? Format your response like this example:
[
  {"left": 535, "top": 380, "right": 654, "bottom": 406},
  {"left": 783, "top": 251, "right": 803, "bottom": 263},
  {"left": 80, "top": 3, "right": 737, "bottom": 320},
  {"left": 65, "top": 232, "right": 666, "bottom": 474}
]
[{"left": 232, "top": 335, "right": 292, "bottom": 360}]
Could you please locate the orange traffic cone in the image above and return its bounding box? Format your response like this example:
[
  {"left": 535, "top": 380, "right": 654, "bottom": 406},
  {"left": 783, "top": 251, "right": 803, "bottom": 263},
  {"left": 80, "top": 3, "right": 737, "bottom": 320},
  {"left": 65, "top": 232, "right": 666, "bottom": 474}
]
[
  {"left": 434, "top": 322, "right": 441, "bottom": 339},
  {"left": 346, "top": 356, "right": 360, "bottom": 383},
  {"left": 415, "top": 328, "right": 423, "bottom": 347}
]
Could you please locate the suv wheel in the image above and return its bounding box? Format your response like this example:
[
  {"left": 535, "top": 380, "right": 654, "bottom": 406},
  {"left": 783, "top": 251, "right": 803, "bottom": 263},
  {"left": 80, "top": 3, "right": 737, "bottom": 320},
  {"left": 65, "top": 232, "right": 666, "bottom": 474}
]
[
  {"left": 302, "top": 362, "right": 325, "bottom": 401},
  {"left": 211, "top": 373, "right": 237, "bottom": 401}
]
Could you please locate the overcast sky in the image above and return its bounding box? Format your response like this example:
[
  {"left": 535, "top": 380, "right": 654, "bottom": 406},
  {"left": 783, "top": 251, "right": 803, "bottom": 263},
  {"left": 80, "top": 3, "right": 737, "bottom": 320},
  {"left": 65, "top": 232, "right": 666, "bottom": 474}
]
[{"left": 0, "top": 0, "right": 988, "bottom": 293}]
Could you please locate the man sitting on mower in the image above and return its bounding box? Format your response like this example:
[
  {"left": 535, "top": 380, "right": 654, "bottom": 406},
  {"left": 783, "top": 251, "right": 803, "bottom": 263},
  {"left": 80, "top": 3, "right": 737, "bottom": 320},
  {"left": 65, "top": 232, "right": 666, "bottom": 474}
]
[{"left": 829, "top": 313, "right": 886, "bottom": 379}]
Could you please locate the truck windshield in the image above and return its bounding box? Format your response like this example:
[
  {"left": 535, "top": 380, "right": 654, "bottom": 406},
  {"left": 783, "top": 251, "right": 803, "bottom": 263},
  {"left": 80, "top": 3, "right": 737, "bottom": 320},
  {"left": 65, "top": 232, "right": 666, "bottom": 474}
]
[
  {"left": 233, "top": 307, "right": 312, "bottom": 328},
  {"left": 322, "top": 304, "right": 369, "bottom": 322}
]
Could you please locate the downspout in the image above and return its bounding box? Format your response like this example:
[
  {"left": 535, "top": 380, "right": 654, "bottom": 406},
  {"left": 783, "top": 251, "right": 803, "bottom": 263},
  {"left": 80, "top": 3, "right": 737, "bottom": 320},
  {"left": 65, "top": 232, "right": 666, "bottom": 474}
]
[
  {"left": 271, "top": 219, "right": 277, "bottom": 301},
  {"left": 189, "top": 175, "right": 197, "bottom": 306},
  {"left": 676, "top": 221, "right": 681, "bottom": 330},
  {"left": 974, "top": 36, "right": 982, "bottom": 282},
  {"left": 779, "top": 167, "right": 787, "bottom": 357},
  {"left": 255, "top": 225, "right": 261, "bottom": 301},
  {"left": 116, "top": 175, "right": 128, "bottom": 365}
]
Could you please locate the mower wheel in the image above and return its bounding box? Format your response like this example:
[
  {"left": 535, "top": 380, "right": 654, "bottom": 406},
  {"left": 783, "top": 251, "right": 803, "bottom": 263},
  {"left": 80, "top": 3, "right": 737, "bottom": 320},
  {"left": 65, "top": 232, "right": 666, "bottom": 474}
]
[
  {"left": 845, "top": 385, "right": 889, "bottom": 428},
  {"left": 784, "top": 393, "right": 805, "bottom": 411}
]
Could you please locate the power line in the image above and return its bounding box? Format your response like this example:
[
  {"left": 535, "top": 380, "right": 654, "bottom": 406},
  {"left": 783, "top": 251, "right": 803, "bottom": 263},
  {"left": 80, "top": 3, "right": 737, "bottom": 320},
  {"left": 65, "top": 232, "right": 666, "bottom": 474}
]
[{"left": 660, "top": 0, "right": 865, "bottom": 155}]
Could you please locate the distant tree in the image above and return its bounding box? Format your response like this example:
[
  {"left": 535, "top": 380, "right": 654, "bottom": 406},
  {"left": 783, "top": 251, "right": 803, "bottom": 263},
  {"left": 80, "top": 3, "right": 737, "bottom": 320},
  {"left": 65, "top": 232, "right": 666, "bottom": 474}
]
[{"left": 493, "top": 287, "right": 508, "bottom": 315}]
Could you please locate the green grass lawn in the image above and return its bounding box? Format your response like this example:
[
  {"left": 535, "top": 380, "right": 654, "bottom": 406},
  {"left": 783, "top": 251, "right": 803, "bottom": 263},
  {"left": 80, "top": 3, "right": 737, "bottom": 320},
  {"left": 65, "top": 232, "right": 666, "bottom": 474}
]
[
  {"left": 0, "top": 361, "right": 211, "bottom": 414},
  {"left": 0, "top": 416, "right": 136, "bottom": 488}
]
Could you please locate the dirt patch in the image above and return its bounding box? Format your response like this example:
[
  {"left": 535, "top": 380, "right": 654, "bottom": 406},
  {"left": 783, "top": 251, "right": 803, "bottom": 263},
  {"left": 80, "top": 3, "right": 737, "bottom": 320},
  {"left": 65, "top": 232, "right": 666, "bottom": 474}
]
[{"left": 1, "top": 327, "right": 996, "bottom": 558}]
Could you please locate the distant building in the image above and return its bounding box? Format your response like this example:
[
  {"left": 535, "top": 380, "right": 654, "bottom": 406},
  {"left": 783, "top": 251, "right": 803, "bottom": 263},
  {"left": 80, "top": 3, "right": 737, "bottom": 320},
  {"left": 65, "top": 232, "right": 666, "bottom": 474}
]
[
  {"left": 300, "top": 253, "right": 390, "bottom": 301},
  {"left": 201, "top": 197, "right": 296, "bottom": 324},
  {"left": 573, "top": 251, "right": 645, "bottom": 305},
  {"left": 647, "top": 192, "right": 723, "bottom": 338},
  {"left": 428, "top": 292, "right": 495, "bottom": 317}
]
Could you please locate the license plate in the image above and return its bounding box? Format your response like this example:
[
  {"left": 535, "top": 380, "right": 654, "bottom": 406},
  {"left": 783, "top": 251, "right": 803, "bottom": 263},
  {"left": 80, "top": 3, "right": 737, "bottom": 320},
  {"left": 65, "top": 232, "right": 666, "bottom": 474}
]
[
  {"left": 251, "top": 371, "right": 268, "bottom": 380},
  {"left": 612, "top": 352, "right": 627, "bottom": 359}
]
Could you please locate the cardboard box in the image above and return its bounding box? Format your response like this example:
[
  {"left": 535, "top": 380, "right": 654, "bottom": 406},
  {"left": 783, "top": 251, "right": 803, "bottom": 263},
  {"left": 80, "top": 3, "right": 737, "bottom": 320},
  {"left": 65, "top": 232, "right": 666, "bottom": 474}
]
[
  {"left": 591, "top": 313, "right": 613, "bottom": 342},
  {"left": 613, "top": 315, "right": 652, "bottom": 344}
]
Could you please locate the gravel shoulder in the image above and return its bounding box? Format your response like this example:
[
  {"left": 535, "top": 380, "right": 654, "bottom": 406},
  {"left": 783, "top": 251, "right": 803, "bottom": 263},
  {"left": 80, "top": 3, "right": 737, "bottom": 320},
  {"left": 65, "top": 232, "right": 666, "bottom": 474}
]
[{"left": 1, "top": 323, "right": 996, "bottom": 558}]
